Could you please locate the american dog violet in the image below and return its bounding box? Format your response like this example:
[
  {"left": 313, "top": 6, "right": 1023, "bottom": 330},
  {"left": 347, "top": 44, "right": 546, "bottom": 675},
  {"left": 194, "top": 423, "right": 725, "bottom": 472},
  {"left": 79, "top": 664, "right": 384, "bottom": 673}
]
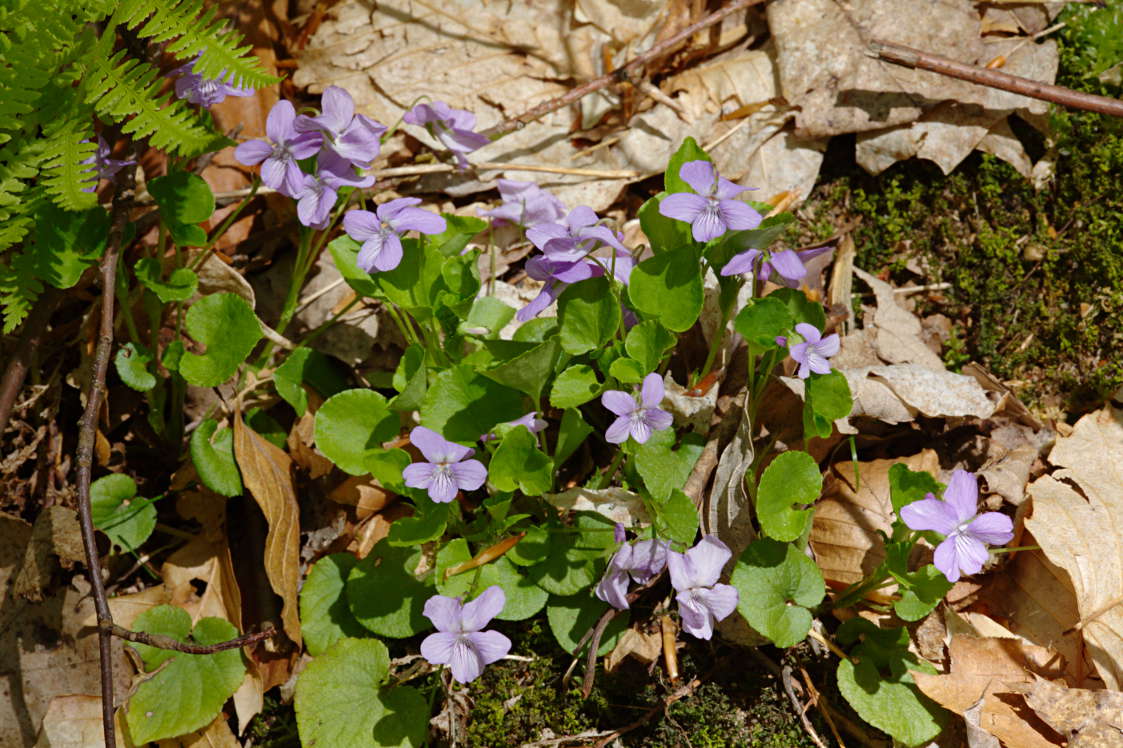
[
  {"left": 404, "top": 101, "right": 489, "bottom": 168},
  {"left": 900, "top": 469, "right": 1014, "bottom": 583},
  {"left": 667, "top": 535, "right": 739, "bottom": 640},
  {"left": 171, "top": 56, "right": 254, "bottom": 106},
  {"left": 659, "top": 160, "right": 762, "bottom": 242},
  {"left": 596, "top": 537, "right": 670, "bottom": 610},
  {"left": 234, "top": 100, "right": 323, "bottom": 196},
  {"left": 402, "top": 426, "right": 487, "bottom": 503},
  {"left": 787, "top": 322, "right": 839, "bottom": 379},
  {"left": 601, "top": 373, "right": 672, "bottom": 445},
  {"left": 480, "top": 179, "right": 565, "bottom": 227},
  {"left": 343, "top": 198, "right": 446, "bottom": 273},
  {"left": 296, "top": 85, "right": 386, "bottom": 168},
  {"left": 420, "top": 586, "right": 511, "bottom": 683}
]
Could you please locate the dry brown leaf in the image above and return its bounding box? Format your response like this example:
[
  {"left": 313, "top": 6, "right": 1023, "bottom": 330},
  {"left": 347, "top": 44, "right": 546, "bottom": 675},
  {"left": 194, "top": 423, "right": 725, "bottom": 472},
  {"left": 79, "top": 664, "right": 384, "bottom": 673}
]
[
  {"left": 233, "top": 413, "right": 302, "bottom": 646},
  {"left": 982, "top": 541, "right": 1085, "bottom": 686},
  {"left": 1025, "top": 405, "right": 1123, "bottom": 690},
  {"left": 913, "top": 636, "right": 1063, "bottom": 748},
  {"left": 605, "top": 626, "right": 662, "bottom": 671},
  {"left": 852, "top": 267, "right": 945, "bottom": 370},
  {"left": 13, "top": 505, "right": 84, "bottom": 602},
  {"left": 328, "top": 475, "right": 396, "bottom": 518},
  {"left": 349, "top": 503, "right": 412, "bottom": 559},
  {"left": 811, "top": 450, "right": 939, "bottom": 591},
  {"left": 232, "top": 660, "right": 264, "bottom": 736},
  {"left": 544, "top": 487, "right": 651, "bottom": 527},
  {"left": 1018, "top": 677, "right": 1123, "bottom": 748},
  {"left": 287, "top": 410, "right": 333, "bottom": 479},
  {"left": 294, "top": 0, "right": 628, "bottom": 210},
  {"left": 34, "top": 694, "right": 127, "bottom": 748},
  {"left": 162, "top": 536, "right": 243, "bottom": 628}
]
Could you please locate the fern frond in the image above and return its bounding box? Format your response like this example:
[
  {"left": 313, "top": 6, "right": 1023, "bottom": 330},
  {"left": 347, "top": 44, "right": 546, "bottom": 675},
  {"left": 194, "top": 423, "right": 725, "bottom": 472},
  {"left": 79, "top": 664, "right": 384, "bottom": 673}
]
[
  {"left": 40, "top": 104, "right": 98, "bottom": 211},
  {"left": 115, "top": 0, "right": 279, "bottom": 89},
  {"left": 80, "top": 49, "right": 226, "bottom": 157},
  {"left": 0, "top": 250, "right": 44, "bottom": 334},
  {"left": 0, "top": 126, "right": 49, "bottom": 252}
]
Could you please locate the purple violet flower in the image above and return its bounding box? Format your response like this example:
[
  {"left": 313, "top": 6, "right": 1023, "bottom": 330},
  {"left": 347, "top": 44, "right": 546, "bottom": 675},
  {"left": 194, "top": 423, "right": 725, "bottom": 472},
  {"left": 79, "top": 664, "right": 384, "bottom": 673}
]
[
  {"left": 526, "top": 206, "right": 628, "bottom": 260},
  {"left": 171, "top": 56, "right": 254, "bottom": 107},
  {"left": 721, "top": 246, "right": 833, "bottom": 285},
  {"left": 295, "top": 85, "right": 387, "bottom": 169},
  {"left": 80, "top": 136, "right": 135, "bottom": 191},
  {"left": 403, "top": 101, "right": 490, "bottom": 169},
  {"left": 658, "top": 161, "right": 762, "bottom": 242},
  {"left": 293, "top": 151, "right": 375, "bottom": 229},
  {"left": 402, "top": 426, "right": 487, "bottom": 503},
  {"left": 234, "top": 100, "right": 323, "bottom": 197},
  {"left": 480, "top": 179, "right": 565, "bottom": 227},
  {"left": 516, "top": 245, "right": 633, "bottom": 323},
  {"left": 420, "top": 585, "right": 511, "bottom": 683},
  {"left": 788, "top": 322, "right": 839, "bottom": 379},
  {"left": 667, "top": 535, "right": 739, "bottom": 640},
  {"left": 899, "top": 469, "right": 1013, "bottom": 583},
  {"left": 480, "top": 412, "right": 547, "bottom": 442},
  {"left": 596, "top": 537, "right": 670, "bottom": 610},
  {"left": 601, "top": 372, "right": 673, "bottom": 445},
  {"left": 342, "top": 198, "right": 447, "bottom": 273}
]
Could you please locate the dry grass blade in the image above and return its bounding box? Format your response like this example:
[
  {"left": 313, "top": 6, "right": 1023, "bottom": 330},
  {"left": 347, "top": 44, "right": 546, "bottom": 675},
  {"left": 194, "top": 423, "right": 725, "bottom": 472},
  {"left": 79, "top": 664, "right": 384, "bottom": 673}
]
[{"left": 233, "top": 413, "right": 302, "bottom": 646}]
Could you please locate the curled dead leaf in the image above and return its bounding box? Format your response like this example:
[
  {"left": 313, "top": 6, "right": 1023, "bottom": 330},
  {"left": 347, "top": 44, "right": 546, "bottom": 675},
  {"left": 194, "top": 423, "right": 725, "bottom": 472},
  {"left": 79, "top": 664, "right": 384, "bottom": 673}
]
[{"left": 233, "top": 413, "right": 302, "bottom": 646}]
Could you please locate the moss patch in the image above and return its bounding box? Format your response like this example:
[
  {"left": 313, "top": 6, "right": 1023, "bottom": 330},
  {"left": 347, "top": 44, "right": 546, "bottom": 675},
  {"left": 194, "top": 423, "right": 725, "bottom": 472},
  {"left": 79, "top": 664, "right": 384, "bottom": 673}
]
[{"left": 794, "top": 12, "right": 1123, "bottom": 418}]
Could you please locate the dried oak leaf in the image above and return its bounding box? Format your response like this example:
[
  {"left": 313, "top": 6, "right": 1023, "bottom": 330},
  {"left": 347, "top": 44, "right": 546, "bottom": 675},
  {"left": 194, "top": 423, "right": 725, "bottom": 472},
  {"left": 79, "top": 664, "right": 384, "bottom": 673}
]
[{"left": 1025, "top": 405, "right": 1123, "bottom": 690}]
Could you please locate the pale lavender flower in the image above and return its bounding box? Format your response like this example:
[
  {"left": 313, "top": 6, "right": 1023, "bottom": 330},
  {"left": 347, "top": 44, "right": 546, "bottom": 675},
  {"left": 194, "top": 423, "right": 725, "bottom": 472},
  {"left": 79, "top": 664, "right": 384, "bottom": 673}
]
[
  {"left": 596, "top": 537, "right": 670, "bottom": 610},
  {"left": 343, "top": 198, "right": 447, "bottom": 273},
  {"left": 788, "top": 322, "right": 839, "bottom": 379},
  {"left": 480, "top": 179, "right": 565, "bottom": 227},
  {"left": 295, "top": 85, "right": 387, "bottom": 168},
  {"left": 526, "top": 206, "right": 628, "bottom": 260},
  {"left": 667, "top": 535, "right": 739, "bottom": 640},
  {"left": 403, "top": 101, "right": 489, "bottom": 169},
  {"left": 234, "top": 100, "right": 323, "bottom": 196},
  {"left": 420, "top": 585, "right": 511, "bottom": 683},
  {"left": 480, "top": 412, "right": 548, "bottom": 442},
  {"left": 80, "top": 136, "right": 135, "bottom": 191},
  {"left": 721, "top": 246, "right": 833, "bottom": 286},
  {"left": 658, "top": 161, "right": 762, "bottom": 242},
  {"left": 171, "top": 56, "right": 254, "bottom": 107},
  {"left": 402, "top": 426, "right": 487, "bottom": 503},
  {"left": 517, "top": 245, "right": 633, "bottom": 323},
  {"left": 293, "top": 151, "right": 375, "bottom": 229},
  {"left": 601, "top": 373, "right": 673, "bottom": 445},
  {"left": 900, "top": 469, "right": 1013, "bottom": 583}
]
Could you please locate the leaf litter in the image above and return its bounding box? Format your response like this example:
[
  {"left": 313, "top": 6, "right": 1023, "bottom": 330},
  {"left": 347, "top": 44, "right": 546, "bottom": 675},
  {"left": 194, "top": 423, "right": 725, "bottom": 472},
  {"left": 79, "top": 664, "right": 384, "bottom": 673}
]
[{"left": 4, "top": 0, "right": 1119, "bottom": 745}]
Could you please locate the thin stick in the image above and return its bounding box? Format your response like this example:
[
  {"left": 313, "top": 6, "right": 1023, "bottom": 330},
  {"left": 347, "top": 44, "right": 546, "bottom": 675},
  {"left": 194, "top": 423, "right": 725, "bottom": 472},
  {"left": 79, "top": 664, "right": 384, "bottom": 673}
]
[
  {"left": 800, "top": 666, "right": 847, "bottom": 748},
  {"left": 781, "top": 664, "right": 829, "bottom": 748},
  {"left": 105, "top": 623, "right": 276, "bottom": 654},
  {"left": 869, "top": 38, "right": 1123, "bottom": 118},
  {"left": 0, "top": 287, "right": 58, "bottom": 436},
  {"left": 486, "top": 0, "right": 768, "bottom": 137},
  {"left": 75, "top": 164, "right": 133, "bottom": 748}
]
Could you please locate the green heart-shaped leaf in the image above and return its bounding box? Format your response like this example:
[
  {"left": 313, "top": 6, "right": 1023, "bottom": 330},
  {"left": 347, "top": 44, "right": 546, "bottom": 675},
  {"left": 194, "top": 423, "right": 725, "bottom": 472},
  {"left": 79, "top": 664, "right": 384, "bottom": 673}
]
[
  {"left": 756, "top": 451, "right": 821, "bottom": 542},
  {"left": 125, "top": 606, "right": 245, "bottom": 745},
  {"left": 90, "top": 473, "right": 156, "bottom": 553},
  {"left": 731, "top": 539, "right": 824, "bottom": 647},
  {"left": 189, "top": 419, "right": 243, "bottom": 496},
  {"left": 314, "top": 389, "right": 399, "bottom": 476},
  {"left": 179, "top": 293, "right": 262, "bottom": 387},
  {"left": 628, "top": 246, "right": 704, "bottom": 332}
]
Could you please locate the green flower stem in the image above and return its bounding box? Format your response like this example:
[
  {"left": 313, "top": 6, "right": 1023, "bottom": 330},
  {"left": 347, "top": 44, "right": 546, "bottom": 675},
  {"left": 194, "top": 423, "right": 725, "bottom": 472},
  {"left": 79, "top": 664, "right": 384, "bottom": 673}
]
[
  {"left": 591, "top": 448, "right": 626, "bottom": 490},
  {"left": 383, "top": 302, "right": 419, "bottom": 347},
  {"left": 190, "top": 178, "right": 261, "bottom": 273},
  {"left": 296, "top": 296, "right": 361, "bottom": 348},
  {"left": 696, "top": 303, "right": 731, "bottom": 387},
  {"left": 277, "top": 228, "right": 316, "bottom": 336},
  {"left": 828, "top": 566, "right": 895, "bottom": 612}
]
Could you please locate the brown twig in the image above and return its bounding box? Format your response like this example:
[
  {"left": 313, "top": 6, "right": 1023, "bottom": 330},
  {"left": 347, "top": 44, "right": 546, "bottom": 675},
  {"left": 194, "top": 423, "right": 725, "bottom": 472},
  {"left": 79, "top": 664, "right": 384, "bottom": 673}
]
[
  {"left": 582, "top": 607, "right": 618, "bottom": 698},
  {"left": 781, "top": 664, "right": 829, "bottom": 748},
  {"left": 485, "top": 0, "right": 768, "bottom": 138},
  {"left": 869, "top": 38, "right": 1123, "bottom": 118},
  {"left": 105, "top": 622, "right": 276, "bottom": 654},
  {"left": 75, "top": 161, "right": 134, "bottom": 748},
  {"left": 0, "top": 288, "right": 58, "bottom": 437},
  {"left": 591, "top": 677, "right": 703, "bottom": 748}
]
